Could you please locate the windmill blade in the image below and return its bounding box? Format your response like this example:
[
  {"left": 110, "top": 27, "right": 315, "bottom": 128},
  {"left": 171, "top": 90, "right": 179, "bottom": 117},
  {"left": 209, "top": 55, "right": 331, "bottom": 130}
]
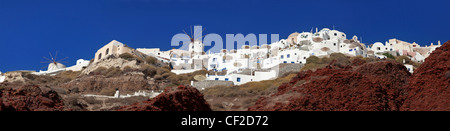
[
  {"left": 43, "top": 57, "right": 52, "bottom": 61},
  {"left": 194, "top": 27, "right": 206, "bottom": 38},
  {"left": 57, "top": 57, "right": 69, "bottom": 62},
  {"left": 54, "top": 51, "right": 58, "bottom": 61},
  {"left": 40, "top": 65, "right": 49, "bottom": 70},
  {"left": 49, "top": 52, "right": 55, "bottom": 62},
  {"left": 183, "top": 30, "right": 192, "bottom": 39},
  {"left": 190, "top": 26, "right": 193, "bottom": 38},
  {"left": 175, "top": 36, "right": 190, "bottom": 40}
]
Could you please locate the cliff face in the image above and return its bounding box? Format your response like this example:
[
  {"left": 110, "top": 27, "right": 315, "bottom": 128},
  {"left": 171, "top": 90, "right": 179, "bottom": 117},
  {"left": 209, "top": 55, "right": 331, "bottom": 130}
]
[
  {"left": 118, "top": 85, "right": 212, "bottom": 111},
  {"left": 249, "top": 41, "right": 450, "bottom": 111},
  {"left": 249, "top": 61, "right": 411, "bottom": 111},
  {"left": 401, "top": 41, "right": 450, "bottom": 111},
  {"left": 57, "top": 73, "right": 161, "bottom": 94},
  {"left": 0, "top": 85, "right": 64, "bottom": 111}
]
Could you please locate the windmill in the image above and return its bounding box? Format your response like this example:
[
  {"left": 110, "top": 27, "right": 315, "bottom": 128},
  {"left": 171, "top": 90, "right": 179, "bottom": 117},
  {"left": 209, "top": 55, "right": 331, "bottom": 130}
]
[
  {"left": 182, "top": 25, "right": 206, "bottom": 43},
  {"left": 181, "top": 26, "right": 206, "bottom": 69},
  {"left": 40, "top": 51, "right": 68, "bottom": 72}
]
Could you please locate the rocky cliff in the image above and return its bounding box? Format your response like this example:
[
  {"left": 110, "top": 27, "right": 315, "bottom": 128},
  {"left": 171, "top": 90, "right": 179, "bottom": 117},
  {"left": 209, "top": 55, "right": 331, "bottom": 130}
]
[
  {"left": 0, "top": 85, "right": 64, "bottom": 111},
  {"left": 249, "top": 60, "right": 411, "bottom": 111},
  {"left": 400, "top": 41, "right": 450, "bottom": 111},
  {"left": 57, "top": 72, "right": 161, "bottom": 94},
  {"left": 118, "top": 85, "right": 211, "bottom": 111},
  {"left": 249, "top": 41, "right": 450, "bottom": 111}
]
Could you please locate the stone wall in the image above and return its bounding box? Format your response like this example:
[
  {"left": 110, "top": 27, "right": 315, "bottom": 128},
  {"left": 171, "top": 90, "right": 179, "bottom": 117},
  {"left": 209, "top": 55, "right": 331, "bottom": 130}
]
[
  {"left": 192, "top": 80, "right": 234, "bottom": 90},
  {"left": 277, "top": 63, "right": 303, "bottom": 77}
]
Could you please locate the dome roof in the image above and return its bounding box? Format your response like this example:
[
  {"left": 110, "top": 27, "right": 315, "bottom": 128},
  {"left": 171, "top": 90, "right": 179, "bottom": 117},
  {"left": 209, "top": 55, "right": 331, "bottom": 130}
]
[
  {"left": 321, "top": 28, "right": 331, "bottom": 31},
  {"left": 47, "top": 62, "right": 66, "bottom": 72},
  {"left": 288, "top": 32, "right": 300, "bottom": 37}
]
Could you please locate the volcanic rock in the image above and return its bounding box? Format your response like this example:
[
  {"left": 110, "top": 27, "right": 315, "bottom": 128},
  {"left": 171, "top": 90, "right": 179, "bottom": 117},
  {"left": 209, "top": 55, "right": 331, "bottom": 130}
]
[
  {"left": 118, "top": 85, "right": 212, "bottom": 111},
  {"left": 249, "top": 61, "right": 411, "bottom": 111},
  {"left": 0, "top": 85, "right": 64, "bottom": 111},
  {"left": 401, "top": 41, "right": 450, "bottom": 111}
]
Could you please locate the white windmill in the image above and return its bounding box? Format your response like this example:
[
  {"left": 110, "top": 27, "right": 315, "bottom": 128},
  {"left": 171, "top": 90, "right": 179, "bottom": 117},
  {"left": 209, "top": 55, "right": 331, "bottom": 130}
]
[{"left": 38, "top": 51, "right": 68, "bottom": 75}]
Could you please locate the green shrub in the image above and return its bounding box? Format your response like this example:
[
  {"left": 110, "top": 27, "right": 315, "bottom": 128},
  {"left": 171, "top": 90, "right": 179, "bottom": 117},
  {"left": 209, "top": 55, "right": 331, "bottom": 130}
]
[
  {"left": 119, "top": 53, "right": 135, "bottom": 60},
  {"left": 56, "top": 70, "right": 81, "bottom": 80},
  {"left": 202, "top": 73, "right": 297, "bottom": 97},
  {"left": 92, "top": 67, "right": 108, "bottom": 75},
  {"left": 99, "top": 88, "right": 116, "bottom": 96},
  {"left": 161, "top": 72, "right": 172, "bottom": 79},
  {"left": 154, "top": 75, "right": 162, "bottom": 80},
  {"left": 123, "top": 66, "right": 133, "bottom": 72},
  {"left": 141, "top": 64, "right": 157, "bottom": 77},
  {"left": 162, "top": 65, "right": 171, "bottom": 71},
  {"left": 145, "top": 56, "right": 158, "bottom": 65},
  {"left": 105, "top": 67, "right": 122, "bottom": 77},
  {"left": 306, "top": 56, "right": 320, "bottom": 64},
  {"left": 383, "top": 52, "right": 395, "bottom": 59}
]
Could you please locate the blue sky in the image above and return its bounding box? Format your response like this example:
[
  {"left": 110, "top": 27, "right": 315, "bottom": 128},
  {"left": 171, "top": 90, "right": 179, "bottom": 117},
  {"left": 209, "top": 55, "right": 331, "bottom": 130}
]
[{"left": 0, "top": 0, "right": 449, "bottom": 72}]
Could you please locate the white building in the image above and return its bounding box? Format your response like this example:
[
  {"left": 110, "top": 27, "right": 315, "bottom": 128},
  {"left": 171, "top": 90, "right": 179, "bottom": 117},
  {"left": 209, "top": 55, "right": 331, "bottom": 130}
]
[
  {"left": 206, "top": 70, "right": 277, "bottom": 85},
  {"left": 0, "top": 71, "right": 5, "bottom": 83},
  {"left": 66, "top": 59, "right": 90, "bottom": 71},
  {"left": 113, "top": 28, "right": 440, "bottom": 86}
]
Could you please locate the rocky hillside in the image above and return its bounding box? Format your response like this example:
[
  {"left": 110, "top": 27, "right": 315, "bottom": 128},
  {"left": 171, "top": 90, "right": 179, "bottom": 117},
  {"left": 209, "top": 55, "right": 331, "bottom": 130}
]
[
  {"left": 401, "top": 41, "right": 450, "bottom": 111},
  {"left": 249, "top": 61, "right": 411, "bottom": 111},
  {"left": 0, "top": 85, "right": 65, "bottom": 111},
  {"left": 249, "top": 41, "right": 450, "bottom": 111},
  {"left": 58, "top": 72, "right": 162, "bottom": 95},
  {"left": 118, "top": 85, "right": 212, "bottom": 111}
]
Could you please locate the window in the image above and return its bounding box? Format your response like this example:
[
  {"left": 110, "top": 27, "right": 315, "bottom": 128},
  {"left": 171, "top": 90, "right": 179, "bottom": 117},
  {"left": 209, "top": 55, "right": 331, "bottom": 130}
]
[
  {"left": 212, "top": 58, "right": 217, "bottom": 62},
  {"left": 251, "top": 79, "right": 253, "bottom": 81},
  {"left": 158, "top": 53, "right": 160, "bottom": 55},
  {"left": 385, "top": 48, "right": 388, "bottom": 50},
  {"left": 304, "top": 57, "right": 306, "bottom": 59},
  {"left": 300, "top": 61, "right": 302, "bottom": 64},
  {"left": 377, "top": 47, "right": 381, "bottom": 50},
  {"left": 225, "top": 78, "right": 229, "bottom": 81},
  {"left": 334, "top": 33, "right": 337, "bottom": 36},
  {"left": 291, "top": 61, "right": 295, "bottom": 63},
  {"left": 295, "top": 53, "right": 297, "bottom": 55},
  {"left": 106, "top": 48, "right": 109, "bottom": 55},
  {"left": 98, "top": 53, "right": 102, "bottom": 60},
  {"left": 334, "top": 43, "right": 336, "bottom": 46},
  {"left": 281, "top": 55, "right": 284, "bottom": 59},
  {"left": 215, "top": 78, "right": 219, "bottom": 80},
  {"left": 287, "top": 54, "right": 290, "bottom": 58},
  {"left": 237, "top": 77, "right": 241, "bottom": 82},
  {"left": 283, "top": 61, "right": 287, "bottom": 63},
  {"left": 390, "top": 48, "right": 393, "bottom": 51},
  {"left": 349, "top": 49, "right": 353, "bottom": 52}
]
